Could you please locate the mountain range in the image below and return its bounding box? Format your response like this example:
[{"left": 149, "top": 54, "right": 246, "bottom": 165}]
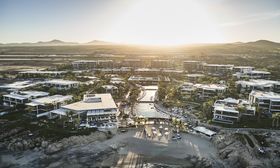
[
  {"left": 0, "top": 39, "right": 279, "bottom": 49},
  {"left": 0, "top": 39, "right": 113, "bottom": 46}
]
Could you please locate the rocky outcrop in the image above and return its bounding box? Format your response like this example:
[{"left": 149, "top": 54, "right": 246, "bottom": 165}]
[
  {"left": 184, "top": 155, "right": 213, "bottom": 168},
  {"left": 0, "top": 127, "right": 24, "bottom": 140},
  {"left": 6, "top": 137, "right": 45, "bottom": 151},
  {"left": 44, "top": 131, "right": 108, "bottom": 155},
  {"left": 212, "top": 131, "right": 280, "bottom": 168}
]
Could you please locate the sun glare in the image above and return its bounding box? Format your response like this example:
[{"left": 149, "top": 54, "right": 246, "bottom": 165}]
[{"left": 104, "top": 0, "right": 225, "bottom": 45}]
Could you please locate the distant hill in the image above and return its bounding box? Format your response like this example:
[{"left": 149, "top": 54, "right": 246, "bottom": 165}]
[
  {"left": 36, "top": 39, "right": 78, "bottom": 45},
  {"left": 85, "top": 40, "right": 114, "bottom": 45},
  {"left": 245, "top": 40, "right": 280, "bottom": 48},
  {"left": 0, "top": 40, "right": 279, "bottom": 54},
  {"left": 0, "top": 39, "right": 115, "bottom": 46},
  {"left": 0, "top": 39, "right": 78, "bottom": 46}
]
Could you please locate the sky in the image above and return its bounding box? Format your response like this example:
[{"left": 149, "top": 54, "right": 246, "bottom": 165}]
[{"left": 0, "top": 0, "right": 280, "bottom": 45}]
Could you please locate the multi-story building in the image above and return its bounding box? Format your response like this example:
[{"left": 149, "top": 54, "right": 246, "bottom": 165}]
[
  {"left": 185, "top": 74, "right": 205, "bottom": 82},
  {"left": 183, "top": 61, "right": 203, "bottom": 73},
  {"left": 249, "top": 91, "right": 280, "bottom": 114},
  {"left": 122, "top": 59, "right": 142, "bottom": 68},
  {"left": 3, "top": 91, "right": 49, "bottom": 107},
  {"left": 212, "top": 98, "right": 255, "bottom": 124},
  {"left": 50, "top": 94, "right": 118, "bottom": 126},
  {"left": 96, "top": 60, "right": 114, "bottom": 68},
  {"left": 110, "top": 77, "right": 125, "bottom": 85},
  {"left": 194, "top": 84, "right": 227, "bottom": 99},
  {"left": 26, "top": 95, "right": 73, "bottom": 117},
  {"left": 102, "top": 85, "right": 118, "bottom": 94},
  {"left": 19, "top": 70, "right": 67, "bottom": 78},
  {"left": 72, "top": 60, "right": 98, "bottom": 69},
  {"left": 72, "top": 60, "right": 113, "bottom": 69},
  {"left": 236, "top": 79, "right": 280, "bottom": 93},
  {"left": 234, "top": 70, "right": 271, "bottom": 79},
  {"left": 151, "top": 60, "right": 173, "bottom": 69},
  {"left": 128, "top": 76, "right": 170, "bottom": 84},
  {"left": 203, "top": 64, "right": 234, "bottom": 74},
  {"left": 0, "top": 80, "right": 41, "bottom": 91},
  {"left": 44, "top": 79, "right": 79, "bottom": 90},
  {"left": 179, "top": 82, "right": 196, "bottom": 99},
  {"left": 233, "top": 66, "right": 254, "bottom": 73}
]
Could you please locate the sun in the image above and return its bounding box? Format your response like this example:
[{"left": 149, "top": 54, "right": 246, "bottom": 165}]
[{"left": 103, "top": 0, "right": 225, "bottom": 46}]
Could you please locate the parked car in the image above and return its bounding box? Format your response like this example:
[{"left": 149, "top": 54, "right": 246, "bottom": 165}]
[
  {"left": 258, "top": 147, "right": 265, "bottom": 154},
  {"left": 120, "top": 129, "right": 127, "bottom": 133},
  {"left": 177, "top": 133, "right": 182, "bottom": 139}
]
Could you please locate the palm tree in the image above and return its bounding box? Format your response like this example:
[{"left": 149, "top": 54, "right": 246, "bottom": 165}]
[
  {"left": 254, "top": 104, "right": 263, "bottom": 123},
  {"left": 67, "top": 110, "right": 75, "bottom": 122},
  {"left": 272, "top": 113, "right": 280, "bottom": 128},
  {"left": 202, "top": 99, "right": 214, "bottom": 119},
  {"left": 236, "top": 106, "right": 247, "bottom": 121}
]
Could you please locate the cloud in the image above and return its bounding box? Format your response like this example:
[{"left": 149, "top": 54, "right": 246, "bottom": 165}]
[{"left": 220, "top": 10, "right": 280, "bottom": 27}]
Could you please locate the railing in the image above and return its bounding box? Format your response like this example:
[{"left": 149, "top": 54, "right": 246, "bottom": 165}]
[{"left": 36, "top": 112, "right": 50, "bottom": 118}]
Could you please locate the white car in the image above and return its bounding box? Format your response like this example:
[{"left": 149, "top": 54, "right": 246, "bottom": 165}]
[
  {"left": 157, "top": 133, "right": 162, "bottom": 137},
  {"left": 164, "top": 127, "right": 168, "bottom": 131},
  {"left": 159, "top": 125, "right": 163, "bottom": 129}
]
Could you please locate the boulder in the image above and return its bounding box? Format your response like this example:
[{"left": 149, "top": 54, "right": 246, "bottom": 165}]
[
  {"left": 45, "top": 143, "right": 63, "bottom": 154},
  {"left": 41, "top": 141, "right": 49, "bottom": 148}
]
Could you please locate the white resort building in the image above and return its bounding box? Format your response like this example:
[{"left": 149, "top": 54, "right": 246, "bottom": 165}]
[
  {"left": 194, "top": 84, "right": 227, "bottom": 99},
  {"left": 19, "top": 70, "right": 67, "bottom": 77},
  {"left": 102, "top": 85, "right": 118, "bottom": 94},
  {"left": 212, "top": 98, "right": 256, "bottom": 124},
  {"left": 0, "top": 80, "right": 41, "bottom": 91},
  {"left": 234, "top": 70, "right": 271, "bottom": 79},
  {"left": 249, "top": 90, "right": 280, "bottom": 114},
  {"left": 179, "top": 82, "right": 196, "bottom": 99},
  {"left": 26, "top": 95, "right": 73, "bottom": 117},
  {"left": 44, "top": 79, "right": 79, "bottom": 90},
  {"left": 50, "top": 94, "right": 118, "bottom": 127},
  {"left": 72, "top": 60, "right": 98, "bottom": 69},
  {"left": 203, "top": 64, "right": 234, "bottom": 74},
  {"left": 233, "top": 66, "right": 254, "bottom": 73},
  {"left": 236, "top": 79, "right": 280, "bottom": 93},
  {"left": 110, "top": 77, "right": 125, "bottom": 85},
  {"left": 3, "top": 91, "right": 49, "bottom": 107}
]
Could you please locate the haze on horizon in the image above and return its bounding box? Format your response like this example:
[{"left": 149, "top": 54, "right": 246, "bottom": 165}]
[{"left": 0, "top": 0, "right": 280, "bottom": 45}]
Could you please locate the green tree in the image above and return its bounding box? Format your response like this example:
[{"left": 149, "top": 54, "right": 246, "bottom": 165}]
[
  {"left": 255, "top": 104, "right": 263, "bottom": 123},
  {"left": 272, "top": 113, "right": 280, "bottom": 128},
  {"left": 202, "top": 99, "right": 214, "bottom": 119}
]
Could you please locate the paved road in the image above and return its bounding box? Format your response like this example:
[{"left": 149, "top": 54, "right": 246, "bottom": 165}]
[{"left": 115, "top": 126, "right": 220, "bottom": 168}]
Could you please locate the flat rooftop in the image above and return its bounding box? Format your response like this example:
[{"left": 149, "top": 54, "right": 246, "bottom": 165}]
[
  {"left": 234, "top": 66, "right": 254, "bottom": 69},
  {"left": 27, "top": 95, "right": 73, "bottom": 106},
  {"left": 186, "top": 74, "right": 205, "bottom": 77},
  {"left": 194, "top": 84, "right": 227, "bottom": 90},
  {"left": 4, "top": 91, "right": 49, "bottom": 100},
  {"left": 236, "top": 79, "right": 280, "bottom": 87},
  {"left": 62, "top": 93, "right": 117, "bottom": 111},
  {"left": 72, "top": 60, "right": 98, "bottom": 63},
  {"left": 250, "top": 90, "right": 280, "bottom": 100},
  {"left": 204, "top": 64, "right": 234, "bottom": 67},
  {"left": 19, "top": 70, "right": 67, "bottom": 74},
  {"left": 193, "top": 126, "right": 216, "bottom": 136},
  {"left": 0, "top": 80, "right": 40, "bottom": 89},
  {"left": 45, "top": 79, "right": 79, "bottom": 85},
  {"left": 248, "top": 70, "right": 271, "bottom": 74}
]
